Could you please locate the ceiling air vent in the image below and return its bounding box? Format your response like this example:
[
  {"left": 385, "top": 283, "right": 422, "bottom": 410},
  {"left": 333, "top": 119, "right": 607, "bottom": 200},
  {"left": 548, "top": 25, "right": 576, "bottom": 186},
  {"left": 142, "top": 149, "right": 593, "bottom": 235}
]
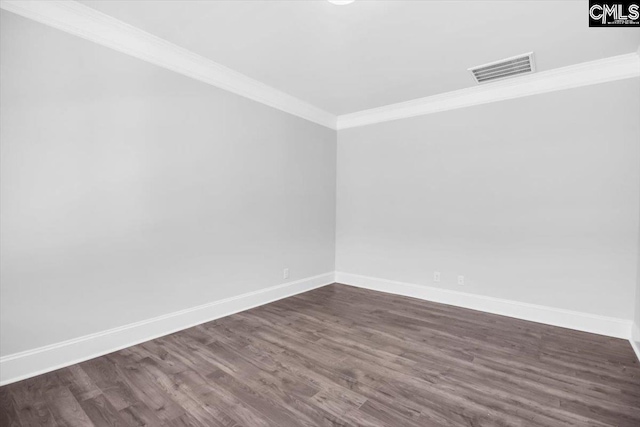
[{"left": 468, "top": 52, "right": 535, "bottom": 84}]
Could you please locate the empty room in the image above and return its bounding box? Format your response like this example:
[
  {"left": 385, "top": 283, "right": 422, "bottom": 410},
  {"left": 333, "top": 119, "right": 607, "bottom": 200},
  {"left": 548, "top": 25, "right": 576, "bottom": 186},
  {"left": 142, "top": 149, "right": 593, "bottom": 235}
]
[{"left": 1, "top": 0, "right": 640, "bottom": 426}]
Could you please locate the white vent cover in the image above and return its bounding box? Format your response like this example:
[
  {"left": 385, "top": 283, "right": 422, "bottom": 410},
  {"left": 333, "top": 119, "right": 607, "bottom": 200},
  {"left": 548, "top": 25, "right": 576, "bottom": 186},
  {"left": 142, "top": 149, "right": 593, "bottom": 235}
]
[{"left": 468, "top": 52, "right": 536, "bottom": 84}]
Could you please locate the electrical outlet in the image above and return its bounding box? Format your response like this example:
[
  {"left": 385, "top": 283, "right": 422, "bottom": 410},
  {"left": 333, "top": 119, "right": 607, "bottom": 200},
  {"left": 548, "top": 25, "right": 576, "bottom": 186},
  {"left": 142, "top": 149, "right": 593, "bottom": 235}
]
[
  {"left": 457, "top": 275, "right": 464, "bottom": 285},
  {"left": 434, "top": 271, "right": 441, "bottom": 283},
  {"left": 283, "top": 268, "right": 289, "bottom": 279}
]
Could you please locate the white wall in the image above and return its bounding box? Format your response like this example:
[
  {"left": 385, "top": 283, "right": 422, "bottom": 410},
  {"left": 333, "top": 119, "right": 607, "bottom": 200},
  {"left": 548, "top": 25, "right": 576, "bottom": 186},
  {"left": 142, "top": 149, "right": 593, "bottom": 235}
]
[
  {"left": 337, "top": 79, "right": 640, "bottom": 320},
  {"left": 635, "top": 253, "right": 640, "bottom": 348},
  {"left": 635, "top": 158, "right": 640, "bottom": 349},
  {"left": 0, "top": 11, "right": 336, "bottom": 357},
  {"left": 636, "top": 44, "right": 640, "bottom": 352}
]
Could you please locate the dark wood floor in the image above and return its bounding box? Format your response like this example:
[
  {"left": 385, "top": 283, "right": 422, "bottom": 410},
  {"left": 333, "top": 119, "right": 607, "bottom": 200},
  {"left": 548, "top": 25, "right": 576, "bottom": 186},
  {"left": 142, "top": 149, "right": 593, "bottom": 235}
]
[{"left": 1, "top": 284, "right": 639, "bottom": 427}]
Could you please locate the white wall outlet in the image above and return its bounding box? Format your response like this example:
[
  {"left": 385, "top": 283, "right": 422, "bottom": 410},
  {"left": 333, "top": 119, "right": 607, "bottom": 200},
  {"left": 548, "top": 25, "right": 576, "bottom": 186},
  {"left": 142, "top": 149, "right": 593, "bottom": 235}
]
[
  {"left": 283, "top": 268, "right": 289, "bottom": 279},
  {"left": 457, "top": 275, "right": 464, "bottom": 285},
  {"left": 434, "top": 271, "right": 441, "bottom": 282}
]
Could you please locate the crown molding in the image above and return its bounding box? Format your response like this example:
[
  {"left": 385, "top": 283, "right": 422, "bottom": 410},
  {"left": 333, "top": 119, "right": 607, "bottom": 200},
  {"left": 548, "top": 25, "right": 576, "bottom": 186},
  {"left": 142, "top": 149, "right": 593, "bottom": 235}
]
[
  {"left": 2, "top": 2, "right": 639, "bottom": 132},
  {"left": 0, "top": 0, "right": 337, "bottom": 130},
  {"left": 337, "top": 53, "right": 640, "bottom": 130}
]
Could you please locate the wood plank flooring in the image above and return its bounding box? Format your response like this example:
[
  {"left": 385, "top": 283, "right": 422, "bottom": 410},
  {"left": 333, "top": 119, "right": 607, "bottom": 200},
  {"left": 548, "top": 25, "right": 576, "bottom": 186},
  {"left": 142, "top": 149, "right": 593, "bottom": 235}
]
[{"left": 1, "top": 283, "right": 639, "bottom": 426}]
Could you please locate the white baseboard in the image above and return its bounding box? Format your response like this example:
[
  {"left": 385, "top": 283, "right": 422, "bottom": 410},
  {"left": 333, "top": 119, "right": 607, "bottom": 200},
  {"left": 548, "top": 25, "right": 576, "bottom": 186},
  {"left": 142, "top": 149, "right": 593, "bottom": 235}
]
[
  {"left": 631, "top": 323, "right": 640, "bottom": 363},
  {"left": 335, "top": 272, "right": 632, "bottom": 340},
  {"left": 2, "top": 270, "right": 634, "bottom": 386},
  {"left": 0, "top": 272, "right": 334, "bottom": 386}
]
